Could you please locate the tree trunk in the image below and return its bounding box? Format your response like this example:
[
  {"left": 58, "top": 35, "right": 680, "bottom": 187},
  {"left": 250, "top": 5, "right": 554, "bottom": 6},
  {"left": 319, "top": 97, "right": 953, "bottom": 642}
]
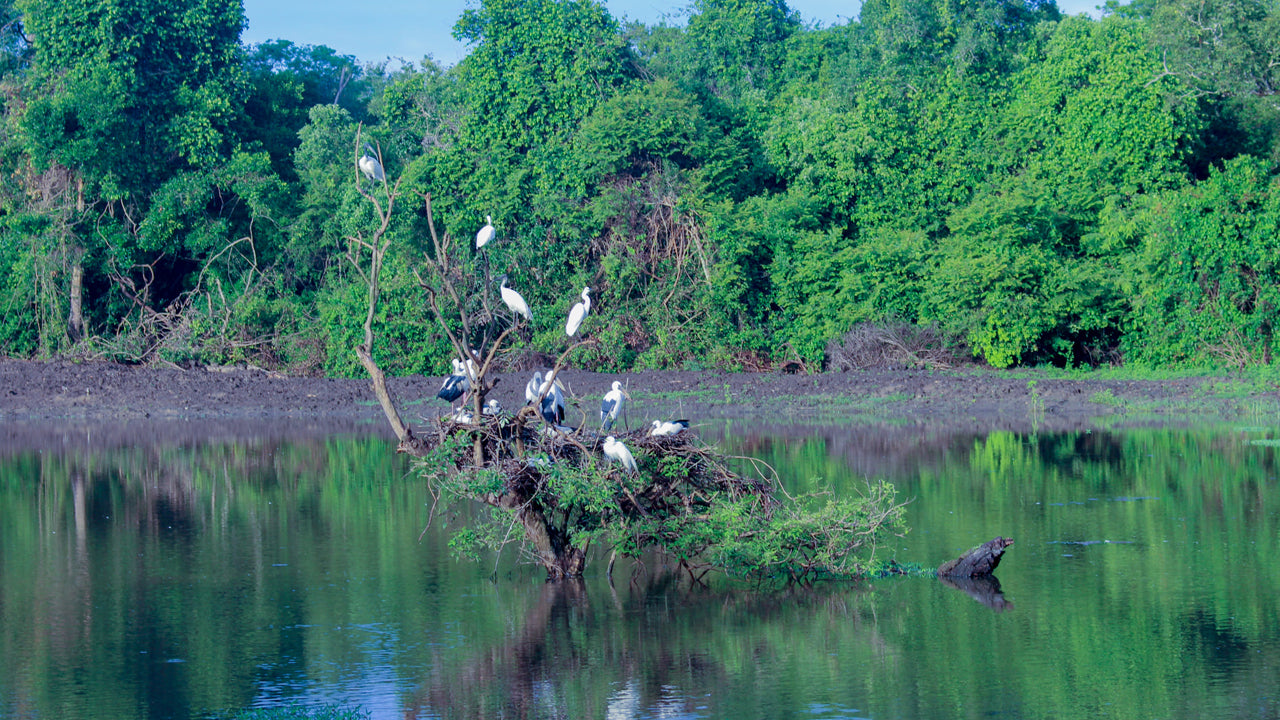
[
  {"left": 938, "top": 536, "right": 1014, "bottom": 578},
  {"left": 67, "top": 260, "right": 84, "bottom": 342},
  {"left": 495, "top": 493, "right": 585, "bottom": 579}
]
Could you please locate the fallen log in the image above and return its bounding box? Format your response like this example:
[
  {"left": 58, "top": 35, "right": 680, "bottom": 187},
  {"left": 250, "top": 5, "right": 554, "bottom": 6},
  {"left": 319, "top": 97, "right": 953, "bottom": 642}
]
[{"left": 938, "top": 536, "right": 1014, "bottom": 578}]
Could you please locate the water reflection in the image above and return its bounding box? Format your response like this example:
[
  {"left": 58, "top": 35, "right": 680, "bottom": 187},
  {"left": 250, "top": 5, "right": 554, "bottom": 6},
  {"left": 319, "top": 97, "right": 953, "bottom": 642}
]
[{"left": 1, "top": 421, "right": 1279, "bottom": 719}]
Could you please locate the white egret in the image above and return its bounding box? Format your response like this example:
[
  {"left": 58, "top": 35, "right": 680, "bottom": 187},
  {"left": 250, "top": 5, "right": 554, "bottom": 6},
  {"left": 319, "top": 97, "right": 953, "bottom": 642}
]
[
  {"left": 565, "top": 286, "right": 591, "bottom": 336},
  {"left": 475, "top": 215, "right": 495, "bottom": 249},
  {"left": 358, "top": 143, "right": 385, "bottom": 181},
  {"left": 649, "top": 419, "right": 690, "bottom": 437},
  {"left": 600, "top": 380, "right": 624, "bottom": 431},
  {"left": 525, "top": 371, "right": 543, "bottom": 405},
  {"left": 499, "top": 276, "right": 532, "bottom": 323},
  {"left": 436, "top": 358, "right": 469, "bottom": 403},
  {"left": 603, "top": 436, "right": 637, "bottom": 474}
]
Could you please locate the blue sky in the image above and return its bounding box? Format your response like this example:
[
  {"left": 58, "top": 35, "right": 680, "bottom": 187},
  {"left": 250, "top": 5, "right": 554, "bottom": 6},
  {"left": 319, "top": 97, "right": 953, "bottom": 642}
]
[{"left": 242, "top": 0, "right": 1106, "bottom": 68}]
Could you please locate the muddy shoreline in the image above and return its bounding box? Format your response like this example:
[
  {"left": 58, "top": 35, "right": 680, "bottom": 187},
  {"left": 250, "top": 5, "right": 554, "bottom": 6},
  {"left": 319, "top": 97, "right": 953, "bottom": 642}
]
[{"left": 2, "top": 357, "right": 1270, "bottom": 447}]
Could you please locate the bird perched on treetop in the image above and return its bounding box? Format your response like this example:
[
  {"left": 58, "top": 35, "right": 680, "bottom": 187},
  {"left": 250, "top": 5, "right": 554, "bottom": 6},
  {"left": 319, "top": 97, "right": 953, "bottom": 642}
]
[
  {"left": 358, "top": 143, "right": 385, "bottom": 182},
  {"left": 475, "top": 215, "right": 495, "bottom": 249}
]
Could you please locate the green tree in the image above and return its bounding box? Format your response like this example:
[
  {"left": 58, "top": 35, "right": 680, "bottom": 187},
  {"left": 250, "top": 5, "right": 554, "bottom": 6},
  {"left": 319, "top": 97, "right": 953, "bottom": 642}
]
[
  {"left": 240, "top": 40, "right": 366, "bottom": 178},
  {"left": 1123, "top": 156, "right": 1280, "bottom": 366},
  {"left": 7, "top": 0, "right": 251, "bottom": 356}
]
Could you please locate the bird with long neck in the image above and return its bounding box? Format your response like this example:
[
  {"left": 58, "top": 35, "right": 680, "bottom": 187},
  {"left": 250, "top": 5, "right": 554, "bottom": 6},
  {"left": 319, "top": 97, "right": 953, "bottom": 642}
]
[
  {"left": 565, "top": 286, "right": 591, "bottom": 336},
  {"left": 499, "top": 275, "right": 532, "bottom": 323}
]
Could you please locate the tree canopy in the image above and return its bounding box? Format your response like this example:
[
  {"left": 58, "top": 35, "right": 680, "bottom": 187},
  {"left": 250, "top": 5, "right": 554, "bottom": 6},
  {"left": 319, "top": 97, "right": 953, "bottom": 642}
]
[{"left": 0, "top": 0, "right": 1278, "bottom": 371}]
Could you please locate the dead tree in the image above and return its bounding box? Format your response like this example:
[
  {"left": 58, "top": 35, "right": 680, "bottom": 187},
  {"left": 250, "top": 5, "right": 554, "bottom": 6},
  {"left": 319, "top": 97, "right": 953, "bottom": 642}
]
[{"left": 346, "top": 133, "right": 905, "bottom": 582}]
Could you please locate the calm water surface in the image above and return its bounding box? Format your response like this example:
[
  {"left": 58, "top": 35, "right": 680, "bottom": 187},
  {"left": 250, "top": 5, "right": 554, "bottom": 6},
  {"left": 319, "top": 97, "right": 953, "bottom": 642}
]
[{"left": 1, "top": 419, "right": 1277, "bottom": 719}]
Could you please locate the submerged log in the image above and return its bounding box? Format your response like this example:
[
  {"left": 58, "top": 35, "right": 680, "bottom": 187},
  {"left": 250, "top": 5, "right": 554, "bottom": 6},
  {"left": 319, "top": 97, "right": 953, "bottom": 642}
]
[{"left": 938, "top": 536, "right": 1014, "bottom": 578}]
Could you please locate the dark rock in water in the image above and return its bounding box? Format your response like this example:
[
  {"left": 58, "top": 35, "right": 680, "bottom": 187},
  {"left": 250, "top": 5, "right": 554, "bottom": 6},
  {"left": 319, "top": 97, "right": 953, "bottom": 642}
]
[{"left": 938, "top": 536, "right": 1015, "bottom": 578}]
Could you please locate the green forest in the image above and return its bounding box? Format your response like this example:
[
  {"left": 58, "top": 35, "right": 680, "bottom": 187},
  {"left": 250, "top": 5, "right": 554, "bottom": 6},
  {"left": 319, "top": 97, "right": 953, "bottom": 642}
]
[{"left": 0, "top": 0, "right": 1277, "bottom": 376}]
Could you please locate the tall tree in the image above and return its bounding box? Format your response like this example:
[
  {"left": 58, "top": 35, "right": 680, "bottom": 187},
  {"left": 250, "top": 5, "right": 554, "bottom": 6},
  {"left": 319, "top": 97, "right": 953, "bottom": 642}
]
[
  {"left": 8, "top": 0, "right": 249, "bottom": 352},
  {"left": 17, "top": 0, "right": 246, "bottom": 196}
]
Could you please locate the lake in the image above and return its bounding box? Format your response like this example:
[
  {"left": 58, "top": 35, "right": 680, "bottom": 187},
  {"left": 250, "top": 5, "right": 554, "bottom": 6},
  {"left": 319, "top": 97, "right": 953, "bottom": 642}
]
[{"left": 1, "top": 417, "right": 1277, "bottom": 719}]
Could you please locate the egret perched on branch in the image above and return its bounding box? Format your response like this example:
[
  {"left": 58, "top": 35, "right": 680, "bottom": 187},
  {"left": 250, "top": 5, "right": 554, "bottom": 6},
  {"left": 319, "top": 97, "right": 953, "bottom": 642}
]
[
  {"left": 499, "top": 275, "right": 532, "bottom": 323},
  {"left": 436, "top": 358, "right": 469, "bottom": 403},
  {"left": 600, "top": 380, "right": 625, "bottom": 431},
  {"left": 538, "top": 372, "right": 566, "bottom": 425},
  {"left": 649, "top": 419, "right": 690, "bottom": 437},
  {"left": 565, "top": 286, "right": 591, "bottom": 336},
  {"left": 475, "top": 215, "right": 495, "bottom": 249},
  {"left": 358, "top": 143, "right": 385, "bottom": 182},
  {"left": 603, "top": 436, "right": 637, "bottom": 474}
]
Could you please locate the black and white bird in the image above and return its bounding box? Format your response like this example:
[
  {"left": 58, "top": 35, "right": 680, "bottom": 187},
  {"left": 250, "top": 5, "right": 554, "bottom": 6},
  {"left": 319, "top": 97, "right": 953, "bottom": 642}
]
[
  {"left": 648, "top": 419, "right": 690, "bottom": 437},
  {"left": 538, "top": 372, "right": 566, "bottom": 425},
  {"left": 436, "top": 358, "right": 470, "bottom": 403},
  {"left": 483, "top": 398, "right": 503, "bottom": 416},
  {"left": 475, "top": 215, "right": 495, "bottom": 249},
  {"left": 603, "top": 436, "right": 637, "bottom": 474},
  {"left": 565, "top": 286, "right": 591, "bottom": 336},
  {"left": 600, "top": 380, "right": 625, "bottom": 431},
  {"left": 358, "top": 143, "right": 385, "bottom": 182},
  {"left": 499, "top": 275, "right": 532, "bottom": 323}
]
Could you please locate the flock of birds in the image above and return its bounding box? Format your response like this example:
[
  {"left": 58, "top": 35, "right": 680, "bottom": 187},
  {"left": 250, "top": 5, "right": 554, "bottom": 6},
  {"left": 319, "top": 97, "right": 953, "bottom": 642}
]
[
  {"left": 434, "top": 213, "right": 689, "bottom": 475},
  {"left": 358, "top": 147, "right": 689, "bottom": 475}
]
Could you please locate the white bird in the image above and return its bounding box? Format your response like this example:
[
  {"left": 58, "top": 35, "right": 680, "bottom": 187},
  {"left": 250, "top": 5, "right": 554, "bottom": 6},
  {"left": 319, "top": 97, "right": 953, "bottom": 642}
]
[
  {"left": 483, "top": 398, "right": 503, "bottom": 416},
  {"left": 358, "top": 143, "right": 385, "bottom": 181},
  {"left": 649, "top": 419, "right": 690, "bottom": 437},
  {"left": 565, "top": 286, "right": 591, "bottom": 337},
  {"left": 436, "top": 358, "right": 469, "bottom": 403},
  {"left": 500, "top": 276, "right": 532, "bottom": 323},
  {"left": 525, "top": 371, "right": 543, "bottom": 405},
  {"left": 475, "top": 215, "right": 495, "bottom": 249},
  {"left": 538, "top": 372, "right": 566, "bottom": 425},
  {"left": 600, "top": 381, "right": 624, "bottom": 431},
  {"left": 603, "top": 436, "right": 637, "bottom": 474},
  {"left": 464, "top": 354, "right": 479, "bottom": 383},
  {"left": 451, "top": 407, "right": 474, "bottom": 424}
]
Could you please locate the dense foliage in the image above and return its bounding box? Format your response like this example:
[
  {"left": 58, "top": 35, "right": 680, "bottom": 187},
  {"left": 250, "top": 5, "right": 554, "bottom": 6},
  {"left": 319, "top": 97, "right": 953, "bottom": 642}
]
[{"left": 1, "top": 0, "right": 1279, "bottom": 372}]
